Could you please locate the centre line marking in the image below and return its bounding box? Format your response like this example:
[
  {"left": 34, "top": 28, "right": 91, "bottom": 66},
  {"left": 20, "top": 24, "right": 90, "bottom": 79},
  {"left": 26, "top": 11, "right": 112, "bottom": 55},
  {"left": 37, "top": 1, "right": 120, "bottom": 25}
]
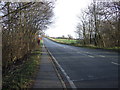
[
  {"left": 111, "top": 62, "right": 120, "bottom": 66},
  {"left": 88, "top": 55, "right": 94, "bottom": 58},
  {"left": 99, "top": 55, "right": 105, "bottom": 57}
]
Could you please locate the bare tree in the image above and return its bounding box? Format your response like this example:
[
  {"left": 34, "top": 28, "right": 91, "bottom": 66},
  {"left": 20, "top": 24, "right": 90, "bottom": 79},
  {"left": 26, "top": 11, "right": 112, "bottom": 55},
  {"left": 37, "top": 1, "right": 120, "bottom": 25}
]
[
  {"left": 1, "top": 1, "right": 54, "bottom": 73},
  {"left": 68, "top": 34, "right": 73, "bottom": 40},
  {"left": 75, "top": 0, "right": 120, "bottom": 48}
]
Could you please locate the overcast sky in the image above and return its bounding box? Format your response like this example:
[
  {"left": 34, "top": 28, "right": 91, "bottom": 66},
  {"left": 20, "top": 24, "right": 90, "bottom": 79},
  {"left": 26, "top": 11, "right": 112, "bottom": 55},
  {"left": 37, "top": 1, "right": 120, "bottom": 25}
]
[{"left": 45, "top": 0, "right": 92, "bottom": 38}]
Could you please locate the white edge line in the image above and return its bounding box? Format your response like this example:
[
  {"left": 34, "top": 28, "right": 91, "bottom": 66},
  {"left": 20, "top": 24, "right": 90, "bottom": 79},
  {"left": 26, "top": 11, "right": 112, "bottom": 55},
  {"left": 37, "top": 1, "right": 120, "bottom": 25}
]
[
  {"left": 43, "top": 44, "right": 66, "bottom": 88},
  {"left": 44, "top": 45, "right": 77, "bottom": 89}
]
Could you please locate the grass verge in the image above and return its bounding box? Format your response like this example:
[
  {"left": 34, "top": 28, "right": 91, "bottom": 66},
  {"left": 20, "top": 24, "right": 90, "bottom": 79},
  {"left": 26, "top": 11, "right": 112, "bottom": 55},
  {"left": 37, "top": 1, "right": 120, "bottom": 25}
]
[
  {"left": 2, "top": 46, "right": 42, "bottom": 89},
  {"left": 47, "top": 37, "right": 120, "bottom": 51}
]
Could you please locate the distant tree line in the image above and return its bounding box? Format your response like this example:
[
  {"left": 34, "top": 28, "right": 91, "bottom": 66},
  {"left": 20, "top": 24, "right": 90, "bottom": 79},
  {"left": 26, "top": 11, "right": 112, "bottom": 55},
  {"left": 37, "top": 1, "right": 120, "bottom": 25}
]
[
  {"left": 75, "top": 1, "right": 120, "bottom": 48},
  {"left": 50, "top": 34, "right": 74, "bottom": 40},
  {"left": 0, "top": 1, "right": 54, "bottom": 73}
]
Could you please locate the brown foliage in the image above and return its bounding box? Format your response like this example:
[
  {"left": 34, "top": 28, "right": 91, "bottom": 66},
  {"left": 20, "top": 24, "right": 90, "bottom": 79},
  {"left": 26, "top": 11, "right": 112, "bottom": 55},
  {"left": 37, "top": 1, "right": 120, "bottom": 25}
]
[{"left": 1, "top": 2, "right": 54, "bottom": 72}]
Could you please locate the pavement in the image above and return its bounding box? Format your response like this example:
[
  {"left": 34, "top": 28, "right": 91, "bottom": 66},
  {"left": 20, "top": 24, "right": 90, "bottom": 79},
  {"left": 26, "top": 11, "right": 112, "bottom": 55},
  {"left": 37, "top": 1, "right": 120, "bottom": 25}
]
[{"left": 33, "top": 45, "right": 64, "bottom": 88}]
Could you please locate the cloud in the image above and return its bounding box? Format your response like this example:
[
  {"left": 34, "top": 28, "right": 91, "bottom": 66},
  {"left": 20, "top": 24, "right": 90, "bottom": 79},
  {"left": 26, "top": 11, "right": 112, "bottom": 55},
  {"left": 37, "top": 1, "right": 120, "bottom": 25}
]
[{"left": 46, "top": 0, "right": 92, "bottom": 38}]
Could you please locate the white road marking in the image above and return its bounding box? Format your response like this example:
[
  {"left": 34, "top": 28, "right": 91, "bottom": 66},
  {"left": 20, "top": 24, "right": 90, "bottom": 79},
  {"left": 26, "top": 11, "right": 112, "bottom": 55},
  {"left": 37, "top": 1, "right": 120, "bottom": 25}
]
[
  {"left": 45, "top": 46, "right": 77, "bottom": 89},
  {"left": 99, "top": 55, "right": 105, "bottom": 57},
  {"left": 111, "top": 62, "right": 120, "bottom": 66},
  {"left": 88, "top": 55, "right": 94, "bottom": 58}
]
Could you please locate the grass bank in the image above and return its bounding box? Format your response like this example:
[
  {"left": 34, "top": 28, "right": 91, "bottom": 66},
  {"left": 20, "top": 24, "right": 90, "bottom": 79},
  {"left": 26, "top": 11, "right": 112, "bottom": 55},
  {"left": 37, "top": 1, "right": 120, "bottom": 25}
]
[
  {"left": 48, "top": 37, "right": 77, "bottom": 45},
  {"left": 2, "top": 44, "right": 42, "bottom": 89},
  {"left": 48, "top": 37, "right": 120, "bottom": 51}
]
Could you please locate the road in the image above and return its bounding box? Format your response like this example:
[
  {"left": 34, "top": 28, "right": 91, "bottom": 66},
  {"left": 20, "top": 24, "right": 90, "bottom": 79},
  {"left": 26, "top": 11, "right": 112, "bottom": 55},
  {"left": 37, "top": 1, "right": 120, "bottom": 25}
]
[{"left": 43, "top": 38, "right": 119, "bottom": 88}]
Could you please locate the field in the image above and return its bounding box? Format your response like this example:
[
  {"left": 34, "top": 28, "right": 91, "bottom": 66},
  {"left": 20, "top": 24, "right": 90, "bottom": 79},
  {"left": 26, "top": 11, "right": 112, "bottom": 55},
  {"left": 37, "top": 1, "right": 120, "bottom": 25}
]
[{"left": 49, "top": 38, "right": 77, "bottom": 45}]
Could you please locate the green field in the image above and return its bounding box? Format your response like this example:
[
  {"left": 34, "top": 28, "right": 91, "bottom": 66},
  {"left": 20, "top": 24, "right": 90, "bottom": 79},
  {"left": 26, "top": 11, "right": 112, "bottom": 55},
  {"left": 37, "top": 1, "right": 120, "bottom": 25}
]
[{"left": 50, "top": 38, "right": 77, "bottom": 45}]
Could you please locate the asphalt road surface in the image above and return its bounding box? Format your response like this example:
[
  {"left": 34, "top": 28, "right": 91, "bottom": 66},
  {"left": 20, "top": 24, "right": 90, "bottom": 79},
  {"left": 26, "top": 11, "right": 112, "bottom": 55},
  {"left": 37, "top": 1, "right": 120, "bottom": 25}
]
[{"left": 43, "top": 38, "right": 119, "bottom": 88}]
